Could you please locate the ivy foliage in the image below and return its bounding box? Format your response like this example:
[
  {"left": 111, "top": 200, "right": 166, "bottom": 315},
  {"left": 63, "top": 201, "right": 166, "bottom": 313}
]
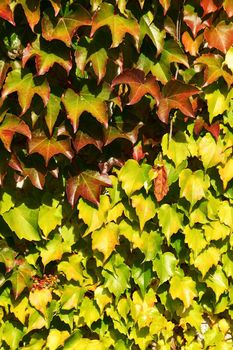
[{"left": 0, "top": 0, "right": 233, "bottom": 349}]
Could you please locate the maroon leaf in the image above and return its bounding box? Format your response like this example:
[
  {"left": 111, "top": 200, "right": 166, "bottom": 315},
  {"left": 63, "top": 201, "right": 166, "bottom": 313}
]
[
  {"left": 28, "top": 134, "right": 73, "bottom": 166},
  {"left": 194, "top": 117, "right": 205, "bottom": 136},
  {"left": 204, "top": 21, "right": 233, "bottom": 53},
  {"left": 66, "top": 170, "right": 112, "bottom": 206},
  {"left": 204, "top": 123, "right": 220, "bottom": 141},
  {"left": 112, "top": 69, "right": 161, "bottom": 105},
  {"left": 157, "top": 80, "right": 200, "bottom": 123},
  {"left": 153, "top": 164, "right": 169, "bottom": 202},
  {"left": 0, "top": 115, "right": 31, "bottom": 151},
  {"left": 8, "top": 153, "right": 23, "bottom": 172}
]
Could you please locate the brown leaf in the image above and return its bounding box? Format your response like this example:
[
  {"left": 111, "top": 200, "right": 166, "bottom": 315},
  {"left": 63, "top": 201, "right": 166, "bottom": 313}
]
[{"left": 153, "top": 164, "right": 169, "bottom": 202}]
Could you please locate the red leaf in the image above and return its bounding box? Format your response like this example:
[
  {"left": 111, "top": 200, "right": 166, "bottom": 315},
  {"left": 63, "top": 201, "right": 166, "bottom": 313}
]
[
  {"left": 66, "top": 171, "right": 112, "bottom": 206},
  {"left": 112, "top": 69, "right": 161, "bottom": 105},
  {"left": 153, "top": 165, "right": 169, "bottom": 202},
  {"left": 73, "top": 130, "right": 103, "bottom": 153},
  {"left": 157, "top": 80, "right": 200, "bottom": 123},
  {"left": 204, "top": 21, "right": 233, "bottom": 53},
  {"left": 28, "top": 134, "right": 73, "bottom": 166},
  {"left": 194, "top": 117, "right": 205, "bottom": 136},
  {"left": 0, "top": 115, "right": 31, "bottom": 151},
  {"left": 0, "top": 0, "right": 15, "bottom": 25},
  {"left": 223, "top": 0, "right": 233, "bottom": 17},
  {"left": 200, "top": 0, "right": 220, "bottom": 16},
  {"left": 8, "top": 154, "right": 23, "bottom": 172}
]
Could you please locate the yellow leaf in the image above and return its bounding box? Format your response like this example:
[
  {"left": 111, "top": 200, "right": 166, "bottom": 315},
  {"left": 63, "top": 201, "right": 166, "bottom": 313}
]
[
  {"left": 46, "top": 329, "right": 69, "bottom": 350},
  {"left": 29, "top": 289, "right": 52, "bottom": 316},
  {"left": 92, "top": 222, "right": 119, "bottom": 260},
  {"left": 132, "top": 193, "right": 157, "bottom": 230},
  {"left": 194, "top": 247, "right": 220, "bottom": 277},
  {"left": 170, "top": 274, "right": 197, "bottom": 309},
  {"left": 218, "top": 158, "right": 233, "bottom": 189}
]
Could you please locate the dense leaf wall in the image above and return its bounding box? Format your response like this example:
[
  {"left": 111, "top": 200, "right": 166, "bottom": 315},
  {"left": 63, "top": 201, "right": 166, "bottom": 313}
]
[{"left": 0, "top": 0, "right": 232, "bottom": 349}]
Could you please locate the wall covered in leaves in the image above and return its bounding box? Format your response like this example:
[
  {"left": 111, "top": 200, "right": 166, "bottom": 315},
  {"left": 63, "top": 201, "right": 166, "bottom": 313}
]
[{"left": 0, "top": 0, "right": 232, "bottom": 349}]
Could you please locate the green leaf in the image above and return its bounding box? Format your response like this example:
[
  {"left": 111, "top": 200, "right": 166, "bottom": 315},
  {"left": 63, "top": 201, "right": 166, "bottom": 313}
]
[
  {"left": 139, "top": 230, "right": 163, "bottom": 261},
  {"left": 10, "top": 261, "right": 35, "bottom": 298},
  {"left": 92, "top": 222, "right": 119, "bottom": 261},
  {"left": 2, "top": 321, "right": 24, "bottom": 350},
  {"left": 94, "top": 286, "right": 112, "bottom": 313},
  {"left": 0, "top": 192, "right": 14, "bottom": 214},
  {"left": 29, "top": 289, "right": 52, "bottom": 316},
  {"left": 162, "top": 132, "right": 190, "bottom": 168},
  {"left": 132, "top": 262, "right": 152, "bottom": 296},
  {"left": 194, "top": 247, "right": 220, "bottom": 277},
  {"left": 205, "top": 267, "right": 228, "bottom": 301},
  {"left": 0, "top": 241, "right": 16, "bottom": 272},
  {"left": 139, "top": 11, "right": 165, "bottom": 55},
  {"left": 27, "top": 309, "right": 46, "bottom": 333},
  {"left": 170, "top": 274, "right": 197, "bottom": 309},
  {"left": 102, "top": 254, "right": 130, "bottom": 299},
  {"left": 44, "top": 92, "right": 61, "bottom": 136},
  {"left": 161, "top": 39, "right": 189, "bottom": 67},
  {"left": 79, "top": 297, "right": 100, "bottom": 327},
  {"left": 1, "top": 69, "right": 50, "bottom": 114},
  {"left": 87, "top": 48, "right": 108, "bottom": 84},
  {"left": 78, "top": 196, "right": 110, "bottom": 234},
  {"left": 2, "top": 203, "right": 40, "bottom": 241},
  {"left": 158, "top": 204, "right": 183, "bottom": 242},
  {"left": 179, "top": 169, "right": 210, "bottom": 207},
  {"left": 153, "top": 252, "right": 177, "bottom": 284},
  {"left": 118, "top": 159, "right": 152, "bottom": 196},
  {"left": 205, "top": 89, "right": 228, "bottom": 122},
  {"left": 62, "top": 85, "right": 109, "bottom": 132},
  {"left": 131, "top": 193, "right": 157, "bottom": 230},
  {"left": 91, "top": 3, "right": 139, "bottom": 48},
  {"left": 38, "top": 202, "right": 62, "bottom": 238},
  {"left": 65, "top": 338, "right": 105, "bottom": 350}
]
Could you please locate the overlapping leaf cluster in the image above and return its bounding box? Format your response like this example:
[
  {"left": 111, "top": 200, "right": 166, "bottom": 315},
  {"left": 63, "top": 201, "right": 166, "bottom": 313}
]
[{"left": 0, "top": 0, "right": 233, "bottom": 349}]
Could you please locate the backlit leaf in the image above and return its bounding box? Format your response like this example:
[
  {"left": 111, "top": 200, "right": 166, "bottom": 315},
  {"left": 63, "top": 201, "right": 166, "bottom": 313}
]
[
  {"left": 179, "top": 169, "right": 210, "bottom": 207},
  {"left": 158, "top": 204, "right": 183, "bottom": 242},
  {"left": 198, "top": 133, "right": 225, "bottom": 169},
  {"left": 79, "top": 297, "right": 100, "bottom": 327},
  {"left": 58, "top": 254, "right": 83, "bottom": 282},
  {"left": 112, "top": 68, "right": 160, "bottom": 105},
  {"left": 170, "top": 274, "right": 197, "bottom": 309},
  {"left": 153, "top": 252, "right": 177, "bottom": 284},
  {"left": 218, "top": 158, "right": 233, "bottom": 189},
  {"left": 40, "top": 233, "right": 67, "bottom": 267},
  {"left": 38, "top": 202, "right": 62, "bottom": 238},
  {"left": 67, "top": 171, "right": 111, "bottom": 206},
  {"left": 118, "top": 159, "right": 152, "bottom": 196},
  {"left": 61, "top": 285, "right": 84, "bottom": 310},
  {"left": 91, "top": 3, "right": 139, "bottom": 48},
  {"left": 162, "top": 132, "right": 190, "bottom": 168},
  {"left": 158, "top": 80, "right": 200, "bottom": 123},
  {"left": 131, "top": 193, "right": 157, "bottom": 230},
  {"left": 42, "top": 6, "right": 91, "bottom": 46},
  {"left": 46, "top": 329, "right": 69, "bottom": 350},
  {"left": 2, "top": 321, "right": 23, "bottom": 349},
  {"left": 205, "top": 89, "right": 228, "bottom": 122},
  {"left": 1, "top": 69, "right": 50, "bottom": 114},
  {"left": 194, "top": 247, "right": 220, "bottom": 277},
  {"left": 28, "top": 133, "right": 73, "bottom": 166},
  {"left": 92, "top": 222, "right": 119, "bottom": 260}
]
